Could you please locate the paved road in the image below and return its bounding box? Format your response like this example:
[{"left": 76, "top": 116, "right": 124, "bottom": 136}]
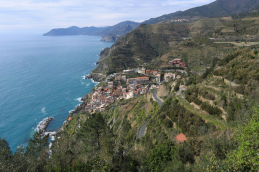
[
  {"left": 152, "top": 89, "right": 163, "bottom": 107},
  {"left": 137, "top": 121, "right": 148, "bottom": 139},
  {"left": 136, "top": 89, "right": 164, "bottom": 139}
]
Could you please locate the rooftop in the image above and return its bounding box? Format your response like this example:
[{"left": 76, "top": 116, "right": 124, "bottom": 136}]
[
  {"left": 175, "top": 133, "right": 187, "bottom": 142},
  {"left": 137, "top": 77, "right": 149, "bottom": 79}
]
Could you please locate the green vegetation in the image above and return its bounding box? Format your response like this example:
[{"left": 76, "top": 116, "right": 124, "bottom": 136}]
[{"left": 3, "top": 7, "right": 259, "bottom": 171}]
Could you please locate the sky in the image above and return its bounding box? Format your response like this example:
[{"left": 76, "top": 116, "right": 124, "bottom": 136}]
[{"left": 0, "top": 0, "right": 215, "bottom": 34}]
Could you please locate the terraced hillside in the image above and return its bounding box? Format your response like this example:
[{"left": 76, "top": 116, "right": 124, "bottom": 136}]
[
  {"left": 94, "top": 14, "right": 259, "bottom": 74},
  {"left": 93, "top": 23, "right": 190, "bottom": 73}
]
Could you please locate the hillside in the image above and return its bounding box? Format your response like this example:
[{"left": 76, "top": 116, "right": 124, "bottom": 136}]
[
  {"left": 92, "top": 23, "right": 190, "bottom": 73},
  {"left": 43, "top": 21, "right": 140, "bottom": 42},
  {"left": 2, "top": 4, "right": 259, "bottom": 172},
  {"left": 2, "top": 46, "right": 259, "bottom": 171},
  {"left": 143, "top": 0, "right": 259, "bottom": 24},
  {"left": 142, "top": 11, "right": 182, "bottom": 25},
  {"left": 93, "top": 13, "right": 259, "bottom": 75}
]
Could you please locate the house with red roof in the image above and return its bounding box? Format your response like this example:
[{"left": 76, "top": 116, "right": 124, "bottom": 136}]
[{"left": 175, "top": 133, "right": 187, "bottom": 142}]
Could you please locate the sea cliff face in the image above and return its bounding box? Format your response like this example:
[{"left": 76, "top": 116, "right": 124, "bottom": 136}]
[
  {"left": 85, "top": 73, "right": 106, "bottom": 82},
  {"left": 101, "top": 35, "right": 120, "bottom": 42}
]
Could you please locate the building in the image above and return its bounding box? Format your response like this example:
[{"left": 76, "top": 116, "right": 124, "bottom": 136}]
[
  {"left": 126, "top": 91, "right": 134, "bottom": 99},
  {"left": 146, "top": 70, "right": 151, "bottom": 75},
  {"left": 140, "top": 67, "right": 146, "bottom": 74},
  {"left": 176, "top": 75, "right": 181, "bottom": 79},
  {"left": 108, "top": 82, "right": 113, "bottom": 87},
  {"left": 169, "top": 58, "right": 187, "bottom": 67},
  {"left": 127, "top": 78, "right": 134, "bottom": 84},
  {"left": 85, "top": 105, "right": 90, "bottom": 111},
  {"left": 152, "top": 70, "right": 159, "bottom": 75},
  {"left": 133, "top": 68, "right": 139, "bottom": 73},
  {"left": 164, "top": 73, "right": 176, "bottom": 81},
  {"left": 137, "top": 77, "right": 149, "bottom": 83},
  {"left": 92, "top": 92, "right": 99, "bottom": 99},
  {"left": 123, "top": 69, "right": 135, "bottom": 74},
  {"left": 156, "top": 74, "right": 161, "bottom": 83},
  {"left": 122, "top": 75, "right": 127, "bottom": 82},
  {"left": 175, "top": 133, "right": 187, "bottom": 142}
]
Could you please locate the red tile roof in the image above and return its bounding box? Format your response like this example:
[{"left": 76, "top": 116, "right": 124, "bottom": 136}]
[
  {"left": 175, "top": 133, "right": 187, "bottom": 142},
  {"left": 137, "top": 77, "right": 149, "bottom": 79},
  {"left": 68, "top": 117, "right": 73, "bottom": 121}
]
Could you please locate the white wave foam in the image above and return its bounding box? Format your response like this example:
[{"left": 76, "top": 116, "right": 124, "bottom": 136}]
[
  {"left": 86, "top": 83, "right": 90, "bottom": 87},
  {"left": 76, "top": 97, "right": 83, "bottom": 102},
  {"left": 36, "top": 117, "right": 54, "bottom": 132},
  {"left": 91, "top": 79, "right": 100, "bottom": 84},
  {"left": 41, "top": 107, "right": 46, "bottom": 114},
  {"left": 69, "top": 109, "right": 75, "bottom": 113}
]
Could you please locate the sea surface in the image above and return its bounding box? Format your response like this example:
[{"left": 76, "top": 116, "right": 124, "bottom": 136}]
[{"left": 0, "top": 34, "right": 113, "bottom": 152}]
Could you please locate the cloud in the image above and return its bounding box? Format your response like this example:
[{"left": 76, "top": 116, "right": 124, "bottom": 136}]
[{"left": 0, "top": 0, "right": 215, "bottom": 33}]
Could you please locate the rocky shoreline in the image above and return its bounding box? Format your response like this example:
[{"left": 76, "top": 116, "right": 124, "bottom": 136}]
[
  {"left": 47, "top": 49, "right": 106, "bottom": 137},
  {"left": 37, "top": 117, "right": 57, "bottom": 137},
  {"left": 84, "top": 73, "right": 106, "bottom": 82}
]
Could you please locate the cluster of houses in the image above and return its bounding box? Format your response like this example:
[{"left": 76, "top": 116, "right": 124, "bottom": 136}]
[
  {"left": 84, "top": 77, "right": 150, "bottom": 113},
  {"left": 171, "top": 19, "right": 189, "bottom": 23},
  {"left": 169, "top": 58, "right": 188, "bottom": 68},
  {"left": 84, "top": 62, "right": 188, "bottom": 113}
]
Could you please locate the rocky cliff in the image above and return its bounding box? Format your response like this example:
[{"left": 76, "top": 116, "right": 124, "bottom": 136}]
[
  {"left": 85, "top": 73, "right": 106, "bottom": 82},
  {"left": 101, "top": 35, "right": 121, "bottom": 42}
]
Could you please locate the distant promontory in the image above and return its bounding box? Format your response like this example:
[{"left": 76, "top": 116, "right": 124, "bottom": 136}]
[{"left": 43, "top": 21, "right": 140, "bottom": 42}]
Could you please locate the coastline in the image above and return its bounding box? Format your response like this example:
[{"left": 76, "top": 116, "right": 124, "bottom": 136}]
[
  {"left": 36, "top": 117, "right": 57, "bottom": 137},
  {"left": 43, "top": 61, "right": 104, "bottom": 137}
]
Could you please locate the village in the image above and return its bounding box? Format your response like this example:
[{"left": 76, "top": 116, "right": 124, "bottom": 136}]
[{"left": 84, "top": 58, "right": 188, "bottom": 113}]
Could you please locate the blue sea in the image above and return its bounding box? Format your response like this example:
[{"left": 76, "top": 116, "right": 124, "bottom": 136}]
[{"left": 0, "top": 34, "right": 113, "bottom": 152}]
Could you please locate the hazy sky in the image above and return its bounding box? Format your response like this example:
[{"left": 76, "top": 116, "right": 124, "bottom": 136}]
[{"left": 0, "top": 0, "right": 215, "bottom": 34}]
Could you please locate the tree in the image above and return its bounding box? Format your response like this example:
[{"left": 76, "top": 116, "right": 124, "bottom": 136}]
[
  {"left": 25, "top": 130, "right": 49, "bottom": 171},
  {"left": 224, "top": 107, "right": 259, "bottom": 171},
  {"left": 144, "top": 141, "right": 175, "bottom": 172},
  {"left": 78, "top": 113, "right": 106, "bottom": 152},
  {"left": 26, "top": 130, "right": 49, "bottom": 159},
  {"left": 0, "top": 138, "right": 12, "bottom": 171}
]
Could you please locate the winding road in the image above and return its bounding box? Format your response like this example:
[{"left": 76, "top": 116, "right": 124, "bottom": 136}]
[
  {"left": 136, "top": 89, "right": 163, "bottom": 139},
  {"left": 152, "top": 89, "right": 164, "bottom": 107}
]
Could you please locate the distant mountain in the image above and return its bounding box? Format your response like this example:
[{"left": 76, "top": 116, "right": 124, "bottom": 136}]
[
  {"left": 43, "top": 26, "right": 108, "bottom": 36},
  {"left": 142, "top": 0, "right": 259, "bottom": 24},
  {"left": 43, "top": 21, "right": 140, "bottom": 42},
  {"left": 232, "top": 5, "right": 259, "bottom": 19},
  {"left": 142, "top": 11, "right": 182, "bottom": 25}
]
